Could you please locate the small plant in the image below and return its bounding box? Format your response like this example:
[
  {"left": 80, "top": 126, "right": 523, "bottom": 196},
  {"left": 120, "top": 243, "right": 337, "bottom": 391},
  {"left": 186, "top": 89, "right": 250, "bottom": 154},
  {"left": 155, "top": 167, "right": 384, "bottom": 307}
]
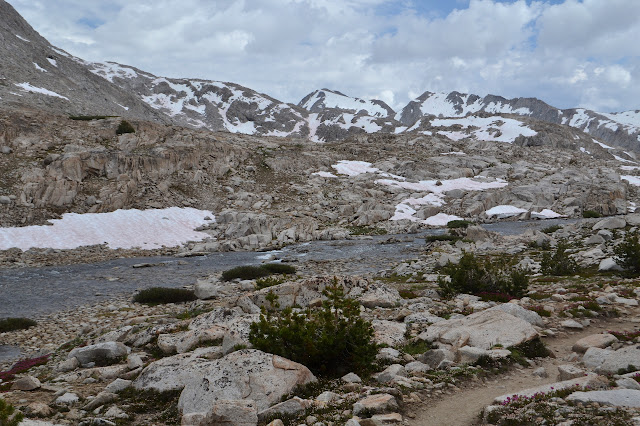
[
  {"left": 540, "top": 241, "right": 580, "bottom": 276},
  {"left": 0, "top": 317, "right": 37, "bottom": 332},
  {"left": 541, "top": 225, "right": 562, "bottom": 234},
  {"left": 400, "top": 340, "right": 432, "bottom": 356},
  {"left": 608, "top": 329, "right": 640, "bottom": 342},
  {"left": 249, "top": 282, "right": 377, "bottom": 377},
  {"left": 255, "top": 276, "right": 286, "bottom": 290},
  {"left": 446, "top": 220, "right": 472, "bottom": 229},
  {"left": 528, "top": 305, "right": 552, "bottom": 317},
  {"left": 437, "top": 252, "right": 529, "bottom": 299},
  {"left": 398, "top": 288, "right": 421, "bottom": 299},
  {"left": 133, "top": 287, "right": 197, "bottom": 305},
  {"left": 0, "top": 354, "right": 50, "bottom": 385},
  {"left": 582, "top": 210, "right": 602, "bottom": 218},
  {"left": 118, "top": 388, "right": 181, "bottom": 424},
  {"left": 347, "top": 226, "right": 387, "bottom": 236},
  {"left": 116, "top": 120, "right": 135, "bottom": 135},
  {"left": 0, "top": 399, "right": 23, "bottom": 426},
  {"left": 613, "top": 231, "right": 640, "bottom": 275},
  {"left": 478, "top": 292, "right": 516, "bottom": 303},
  {"left": 260, "top": 263, "right": 296, "bottom": 275},
  {"left": 222, "top": 264, "right": 296, "bottom": 281},
  {"left": 69, "top": 115, "right": 117, "bottom": 121}
]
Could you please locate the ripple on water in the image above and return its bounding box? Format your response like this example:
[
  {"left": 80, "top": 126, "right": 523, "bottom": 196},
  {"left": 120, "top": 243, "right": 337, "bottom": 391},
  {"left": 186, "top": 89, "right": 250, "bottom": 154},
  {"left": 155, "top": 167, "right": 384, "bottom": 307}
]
[{"left": 0, "top": 345, "right": 21, "bottom": 364}]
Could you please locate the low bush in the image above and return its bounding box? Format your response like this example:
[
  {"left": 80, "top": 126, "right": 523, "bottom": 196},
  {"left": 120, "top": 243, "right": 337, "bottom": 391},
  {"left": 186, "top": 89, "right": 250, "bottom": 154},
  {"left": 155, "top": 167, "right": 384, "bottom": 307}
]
[
  {"left": 116, "top": 120, "right": 135, "bottom": 135},
  {"left": 437, "top": 252, "right": 529, "bottom": 299},
  {"left": 222, "top": 263, "right": 296, "bottom": 281},
  {"left": 222, "top": 265, "right": 269, "bottom": 281},
  {"left": 255, "top": 276, "right": 286, "bottom": 290},
  {"left": 69, "top": 115, "right": 116, "bottom": 121},
  {"left": 347, "top": 226, "right": 387, "bottom": 236},
  {"left": 424, "top": 234, "right": 461, "bottom": 243},
  {"left": 582, "top": 210, "right": 602, "bottom": 218},
  {"left": 446, "top": 220, "right": 472, "bottom": 229},
  {"left": 613, "top": 231, "right": 640, "bottom": 275},
  {"left": 0, "top": 317, "right": 37, "bottom": 333},
  {"left": 541, "top": 225, "right": 562, "bottom": 234},
  {"left": 133, "top": 287, "right": 197, "bottom": 304},
  {"left": 540, "top": 241, "right": 580, "bottom": 276},
  {"left": 260, "top": 263, "right": 296, "bottom": 275},
  {"left": 248, "top": 282, "right": 377, "bottom": 377},
  {"left": 0, "top": 399, "right": 22, "bottom": 426}
]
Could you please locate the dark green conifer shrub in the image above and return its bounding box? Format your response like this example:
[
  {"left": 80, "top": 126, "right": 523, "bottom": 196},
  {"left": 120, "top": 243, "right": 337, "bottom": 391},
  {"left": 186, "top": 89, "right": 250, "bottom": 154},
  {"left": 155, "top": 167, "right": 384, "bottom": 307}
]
[
  {"left": 116, "top": 120, "right": 135, "bottom": 135},
  {"left": 540, "top": 241, "right": 580, "bottom": 276},
  {"left": 613, "top": 231, "right": 640, "bottom": 275}
]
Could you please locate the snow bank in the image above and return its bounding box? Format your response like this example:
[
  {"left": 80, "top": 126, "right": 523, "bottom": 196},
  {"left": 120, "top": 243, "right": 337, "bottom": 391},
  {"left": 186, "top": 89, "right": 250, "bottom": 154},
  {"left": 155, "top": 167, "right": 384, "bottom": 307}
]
[
  {"left": 312, "top": 171, "right": 337, "bottom": 178},
  {"left": 422, "top": 213, "right": 463, "bottom": 227},
  {"left": 485, "top": 205, "right": 527, "bottom": 218},
  {"left": 332, "top": 160, "right": 380, "bottom": 176},
  {"left": 531, "top": 209, "right": 564, "bottom": 219},
  {"left": 622, "top": 175, "right": 640, "bottom": 186},
  {"left": 432, "top": 116, "right": 537, "bottom": 143},
  {"left": 15, "top": 83, "right": 68, "bottom": 100},
  {"left": 0, "top": 207, "right": 214, "bottom": 251}
]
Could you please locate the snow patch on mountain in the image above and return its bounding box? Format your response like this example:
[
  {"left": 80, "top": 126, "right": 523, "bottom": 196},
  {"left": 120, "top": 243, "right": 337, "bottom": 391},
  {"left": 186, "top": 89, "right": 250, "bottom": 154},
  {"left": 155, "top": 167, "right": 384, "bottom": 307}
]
[
  {"left": 0, "top": 207, "right": 215, "bottom": 251},
  {"left": 33, "top": 63, "right": 47, "bottom": 73},
  {"left": 300, "top": 89, "right": 392, "bottom": 118},
  {"left": 15, "top": 83, "right": 68, "bottom": 100},
  {"left": 15, "top": 34, "right": 29, "bottom": 42},
  {"left": 431, "top": 116, "right": 537, "bottom": 143},
  {"left": 46, "top": 57, "right": 57, "bottom": 67},
  {"left": 90, "top": 62, "right": 145, "bottom": 83}
]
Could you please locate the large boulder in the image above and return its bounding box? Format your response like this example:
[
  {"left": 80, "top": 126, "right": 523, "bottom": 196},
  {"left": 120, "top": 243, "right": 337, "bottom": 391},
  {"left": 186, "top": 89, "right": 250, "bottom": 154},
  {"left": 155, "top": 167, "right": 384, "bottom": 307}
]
[
  {"left": 178, "top": 349, "right": 316, "bottom": 415},
  {"left": 133, "top": 353, "right": 212, "bottom": 392},
  {"left": 566, "top": 389, "right": 640, "bottom": 408},
  {"left": 182, "top": 400, "right": 258, "bottom": 426},
  {"left": 68, "top": 342, "right": 129, "bottom": 367},
  {"left": 592, "top": 217, "right": 626, "bottom": 230},
  {"left": 597, "top": 346, "right": 640, "bottom": 374},
  {"left": 493, "top": 374, "right": 605, "bottom": 404},
  {"left": 572, "top": 333, "right": 618, "bottom": 354},
  {"left": 418, "top": 310, "right": 538, "bottom": 350},
  {"left": 485, "top": 303, "right": 544, "bottom": 327}
]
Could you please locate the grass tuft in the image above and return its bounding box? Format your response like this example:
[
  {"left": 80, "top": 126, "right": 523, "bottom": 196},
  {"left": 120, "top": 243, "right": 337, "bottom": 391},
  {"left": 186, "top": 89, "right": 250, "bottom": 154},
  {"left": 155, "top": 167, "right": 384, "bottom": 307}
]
[
  {"left": 133, "top": 287, "right": 197, "bottom": 305},
  {"left": 0, "top": 317, "right": 37, "bottom": 333}
]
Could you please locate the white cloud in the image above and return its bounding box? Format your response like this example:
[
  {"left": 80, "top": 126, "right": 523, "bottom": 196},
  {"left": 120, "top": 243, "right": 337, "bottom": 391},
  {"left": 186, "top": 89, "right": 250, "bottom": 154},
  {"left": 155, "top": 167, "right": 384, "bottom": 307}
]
[{"left": 6, "top": 0, "right": 640, "bottom": 113}]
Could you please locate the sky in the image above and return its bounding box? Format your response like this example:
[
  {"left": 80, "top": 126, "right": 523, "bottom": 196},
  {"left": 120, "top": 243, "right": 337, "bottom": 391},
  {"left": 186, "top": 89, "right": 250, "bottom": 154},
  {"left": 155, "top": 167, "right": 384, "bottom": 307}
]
[{"left": 7, "top": 0, "right": 640, "bottom": 112}]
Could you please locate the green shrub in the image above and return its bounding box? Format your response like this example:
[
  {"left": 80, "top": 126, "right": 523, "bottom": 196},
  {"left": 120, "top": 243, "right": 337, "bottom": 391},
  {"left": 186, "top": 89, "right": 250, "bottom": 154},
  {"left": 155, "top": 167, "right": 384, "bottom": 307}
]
[
  {"left": 540, "top": 241, "right": 580, "bottom": 276},
  {"left": 437, "top": 252, "right": 529, "bottom": 299},
  {"left": 260, "top": 263, "right": 296, "bottom": 275},
  {"left": 446, "top": 220, "right": 472, "bottom": 229},
  {"left": 347, "top": 226, "right": 387, "bottom": 236},
  {"left": 0, "top": 317, "right": 37, "bottom": 333},
  {"left": 249, "top": 282, "right": 377, "bottom": 377},
  {"left": 582, "top": 210, "right": 602, "bottom": 218},
  {"left": 69, "top": 115, "right": 117, "bottom": 121},
  {"left": 116, "top": 120, "right": 135, "bottom": 135},
  {"left": 0, "top": 399, "right": 23, "bottom": 426},
  {"left": 222, "top": 264, "right": 296, "bottom": 281},
  {"left": 133, "top": 287, "right": 197, "bottom": 304},
  {"left": 613, "top": 231, "right": 640, "bottom": 275},
  {"left": 255, "top": 276, "right": 286, "bottom": 290},
  {"left": 222, "top": 265, "right": 269, "bottom": 281}
]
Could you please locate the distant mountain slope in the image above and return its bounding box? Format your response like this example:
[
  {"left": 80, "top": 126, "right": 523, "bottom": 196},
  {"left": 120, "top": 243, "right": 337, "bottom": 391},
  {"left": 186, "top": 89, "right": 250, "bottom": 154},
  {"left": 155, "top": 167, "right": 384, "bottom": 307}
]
[
  {"left": 0, "top": 0, "right": 638, "bottom": 150},
  {"left": 398, "top": 91, "right": 640, "bottom": 151}
]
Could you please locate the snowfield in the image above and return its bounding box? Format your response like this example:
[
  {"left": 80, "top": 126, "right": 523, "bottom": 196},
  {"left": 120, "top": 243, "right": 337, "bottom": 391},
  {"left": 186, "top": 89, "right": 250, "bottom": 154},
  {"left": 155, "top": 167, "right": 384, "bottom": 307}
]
[
  {"left": 431, "top": 116, "right": 537, "bottom": 143},
  {"left": 15, "top": 83, "right": 69, "bottom": 100},
  {"left": 0, "top": 207, "right": 214, "bottom": 251}
]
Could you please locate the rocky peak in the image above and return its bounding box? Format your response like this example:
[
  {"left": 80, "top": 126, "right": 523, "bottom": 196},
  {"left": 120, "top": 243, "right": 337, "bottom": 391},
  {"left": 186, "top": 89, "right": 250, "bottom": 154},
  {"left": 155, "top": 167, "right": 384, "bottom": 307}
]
[{"left": 298, "top": 88, "right": 395, "bottom": 118}]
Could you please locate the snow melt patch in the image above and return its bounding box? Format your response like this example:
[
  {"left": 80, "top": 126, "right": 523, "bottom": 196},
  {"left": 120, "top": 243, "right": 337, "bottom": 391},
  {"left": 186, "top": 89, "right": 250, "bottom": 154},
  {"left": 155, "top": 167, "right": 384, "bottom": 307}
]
[
  {"left": 432, "top": 116, "right": 536, "bottom": 143},
  {"left": 15, "top": 34, "right": 29, "bottom": 42},
  {"left": 301, "top": 90, "right": 390, "bottom": 118},
  {"left": 423, "top": 213, "right": 464, "bottom": 227},
  {"left": 312, "top": 171, "right": 337, "bottom": 178},
  {"left": 47, "top": 57, "right": 58, "bottom": 67},
  {"left": 620, "top": 165, "right": 640, "bottom": 171},
  {"left": 90, "top": 62, "right": 141, "bottom": 83},
  {"left": 592, "top": 139, "right": 613, "bottom": 149},
  {"left": 15, "top": 83, "right": 68, "bottom": 100},
  {"left": 0, "top": 207, "right": 214, "bottom": 251},
  {"left": 531, "top": 209, "right": 564, "bottom": 219},
  {"left": 622, "top": 176, "right": 640, "bottom": 187},
  {"left": 33, "top": 63, "right": 47, "bottom": 72},
  {"left": 485, "top": 205, "right": 527, "bottom": 218},
  {"left": 332, "top": 160, "right": 380, "bottom": 176}
]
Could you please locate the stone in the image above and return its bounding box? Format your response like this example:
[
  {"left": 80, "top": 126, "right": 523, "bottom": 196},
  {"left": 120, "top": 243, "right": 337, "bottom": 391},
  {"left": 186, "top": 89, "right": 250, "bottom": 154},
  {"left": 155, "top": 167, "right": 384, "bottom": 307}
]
[
  {"left": 68, "top": 341, "right": 129, "bottom": 367},
  {"left": 82, "top": 391, "right": 118, "bottom": 411},
  {"left": 376, "top": 364, "right": 407, "bottom": 384},
  {"left": 0, "top": 196, "right": 11, "bottom": 204},
  {"left": 376, "top": 347, "right": 401, "bottom": 362},
  {"left": 418, "top": 348, "right": 455, "bottom": 369},
  {"left": 585, "top": 234, "right": 606, "bottom": 245},
  {"left": 485, "top": 304, "right": 544, "bottom": 327},
  {"left": 27, "top": 402, "right": 54, "bottom": 417},
  {"left": 126, "top": 354, "right": 144, "bottom": 370},
  {"left": 532, "top": 367, "right": 548, "bottom": 378},
  {"left": 11, "top": 375, "right": 41, "bottom": 391},
  {"left": 267, "top": 421, "right": 284, "bottom": 426},
  {"left": 566, "top": 389, "right": 640, "bottom": 408},
  {"left": 194, "top": 278, "right": 221, "bottom": 300},
  {"left": 404, "top": 361, "right": 430, "bottom": 374},
  {"left": 57, "top": 357, "right": 80, "bottom": 372},
  {"left": 404, "top": 312, "right": 445, "bottom": 325},
  {"left": 592, "top": 217, "right": 626, "bottom": 230},
  {"left": 56, "top": 392, "right": 80, "bottom": 405},
  {"left": 372, "top": 320, "right": 406, "bottom": 347},
  {"left": 182, "top": 400, "right": 258, "bottom": 425},
  {"left": 353, "top": 394, "right": 398, "bottom": 416},
  {"left": 560, "top": 319, "right": 583, "bottom": 330},
  {"left": 572, "top": 333, "right": 618, "bottom": 353},
  {"left": 371, "top": 413, "right": 403, "bottom": 424},
  {"left": 178, "top": 350, "right": 316, "bottom": 415},
  {"left": 316, "top": 391, "right": 341, "bottom": 403},
  {"left": 617, "top": 378, "right": 640, "bottom": 390},
  {"left": 598, "top": 346, "right": 640, "bottom": 374},
  {"left": 104, "top": 406, "right": 129, "bottom": 419},
  {"left": 257, "top": 397, "right": 312, "bottom": 420},
  {"left": 419, "top": 310, "right": 538, "bottom": 350},
  {"left": 133, "top": 353, "right": 212, "bottom": 392},
  {"left": 557, "top": 364, "right": 586, "bottom": 381},
  {"left": 599, "top": 258, "right": 623, "bottom": 272},
  {"left": 104, "top": 378, "right": 132, "bottom": 393},
  {"left": 342, "top": 372, "right": 362, "bottom": 383},
  {"left": 458, "top": 346, "right": 489, "bottom": 364},
  {"left": 583, "top": 347, "right": 613, "bottom": 369},
  {"left": 359, "top": 285, "right": 402, "bottom": 308}
]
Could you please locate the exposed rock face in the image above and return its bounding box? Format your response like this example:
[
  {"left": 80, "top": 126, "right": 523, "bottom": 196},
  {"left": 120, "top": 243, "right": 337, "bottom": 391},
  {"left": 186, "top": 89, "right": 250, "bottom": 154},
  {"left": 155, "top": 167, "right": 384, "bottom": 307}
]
[{"left": 177, "top": 349, "right": 316, "bottom": 415}]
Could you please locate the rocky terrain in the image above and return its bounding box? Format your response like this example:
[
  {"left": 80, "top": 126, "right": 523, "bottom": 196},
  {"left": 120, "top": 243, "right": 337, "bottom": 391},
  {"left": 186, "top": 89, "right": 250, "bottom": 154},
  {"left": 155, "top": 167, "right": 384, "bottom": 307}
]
[{"left": 2, "top": 214, "right": 640, "bottom": 425}]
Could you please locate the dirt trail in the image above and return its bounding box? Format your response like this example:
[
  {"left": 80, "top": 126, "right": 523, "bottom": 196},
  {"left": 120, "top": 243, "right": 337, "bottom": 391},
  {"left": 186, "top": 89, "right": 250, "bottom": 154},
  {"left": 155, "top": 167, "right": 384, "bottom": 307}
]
[{"left": 406, "top": 316, "right": 633, "bottom": 426}]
